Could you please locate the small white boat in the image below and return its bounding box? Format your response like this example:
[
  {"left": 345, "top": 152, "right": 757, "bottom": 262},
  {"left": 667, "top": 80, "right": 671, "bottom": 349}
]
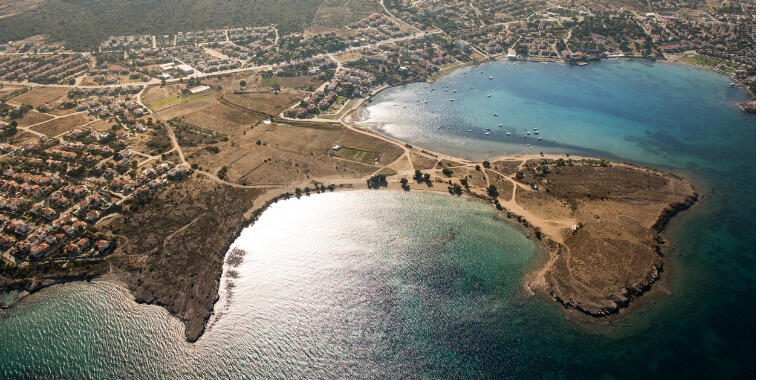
[
  {"left": 538, "top": 137, "right": 542, "bottom": 141},
  {"left": 526, "top": 143, "right": 531, "bottom": 146},
  {"left": 467, "top": 129, "right": 472, "bottom": 132},
  {"left": 494, "top": 113, "right": 498, "bottom": 116},
  {"left": 534, "top": 131, "right": 539, "bottom": 135},
  {"left": 506, "top": 132, "right": 511, "bottom": 136},
  {"left": 453, "top": 90, "right": 457, "bottom": 93},
  {"left": 487, "top": 94, "right": 492, "bottom": 98},
  {"left": 489, "top": 76, "right": 493, "bottom": 79},
  {"left": 484, "top": 131, "right": 490, "bottom": 135},
  {"left": 486, "top": 128, "right": 491, "bottom": 130},
  {"left": 449, "top": 98, "right": 454, "bottom": 101},
  {"left": 498, "top": 124, "right": 503, "bottom": 127}
]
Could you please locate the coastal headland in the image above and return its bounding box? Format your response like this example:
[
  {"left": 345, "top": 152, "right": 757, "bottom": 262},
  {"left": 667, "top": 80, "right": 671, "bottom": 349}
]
[{"left": 0, "top": 73, "right": 699, "bottom": 341}]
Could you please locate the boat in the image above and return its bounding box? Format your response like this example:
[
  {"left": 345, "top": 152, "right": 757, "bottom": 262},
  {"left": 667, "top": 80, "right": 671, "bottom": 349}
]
[
  {"left": 488, "top": 76, "right": 494, "bottom": 79},
  {"left": 484, "top": 131, "right": 490, "bottom": 135},
  {"left": 730, "top": 83, "right": 737, "bottom": 87},
  {"left": 486, "top": 128, "right": 491, "bottom": 130},
  {"left": 449, "top": 99, "right": 454, "bottom": 101},
  {"left": 526, "top": 143, "right": 531, "bottom": 146},
  {"left": 423, "top": 100, "right": 428, "bottom": 103},
  {"left": 498, "top": 124, "right": 503, "bottom": 127},
  {"left": 534, "top": 131, "right": 539, "bottom": 135},
  {"left": 487, "top": 94, "right": 492, "bottom": 98},
  {"left": 467, "top": 129, "right": 472, "bottom": 132},
  {"left": 494, "top": 113, "right": 498, "bottom": 116},
  {"left": 538, "top": 137, "right": 542, "bottom": 141},
  {"left": 453, "top": 90, "right": 457, "bottom": 93},
  {"left": 480, "top": 71, "right": 483, "bottom": 74},
  {"left": 506, "top": 132, "right": 511, "bottom": 136}
]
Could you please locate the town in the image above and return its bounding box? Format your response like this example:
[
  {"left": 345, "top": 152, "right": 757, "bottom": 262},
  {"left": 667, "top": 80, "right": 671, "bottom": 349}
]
[{"left": 0, "top": 0, "right": 754, "bottom": 271}]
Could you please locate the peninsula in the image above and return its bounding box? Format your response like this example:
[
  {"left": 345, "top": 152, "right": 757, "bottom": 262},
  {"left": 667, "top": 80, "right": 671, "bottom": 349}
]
[{"left": 0, "top": 0, "right": 744, "bottom": 342}]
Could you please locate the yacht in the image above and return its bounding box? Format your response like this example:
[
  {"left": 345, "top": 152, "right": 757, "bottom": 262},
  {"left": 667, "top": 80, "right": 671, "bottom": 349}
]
[
  {"left": 498, "top": 124, "right": 503, "bottom": 127},
  {"left": 506, "top": 132, "right": 511, "bottom": 136},
  {"left": 484, "top": 131, "right": 490, "bottom": 135},
  {"left": 489, "top": 76, "right": 494, "bottom": 79},
  {"left": 449, "top": 98, "right": 454, "bottom": 101}
]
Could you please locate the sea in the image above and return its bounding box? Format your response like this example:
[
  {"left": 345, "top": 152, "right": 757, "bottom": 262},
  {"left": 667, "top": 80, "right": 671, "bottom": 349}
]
[{"left": 0, "top": 59, "right": 755, "bottom": 378}]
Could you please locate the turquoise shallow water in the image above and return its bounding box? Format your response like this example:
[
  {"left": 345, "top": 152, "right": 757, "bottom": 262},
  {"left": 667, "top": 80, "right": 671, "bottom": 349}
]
[{"left": 0, "top": 60, "right": 755, "bottom": 378}]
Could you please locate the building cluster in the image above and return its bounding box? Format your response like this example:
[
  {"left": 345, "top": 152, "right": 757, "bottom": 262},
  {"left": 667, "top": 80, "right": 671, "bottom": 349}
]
[
  {"left": 563, "top": 11, "right": 651, "bottom": 59},
  {"left": 67, "top": 87, "right": 147, "bottom": 123},
  {"left": 285, "top": 68, "right": 376, "bottom": 118},
  {"left": 166, "top": 46, "right": 242, "bottom": 74},
  {"left": 383, "top": 0, "right": 479, "bottom": 32},
  {"left": 251, "top": 34, "right": 350, "bottom": 66},
  {"left": 392, "top": 37, "right": 458, "bottom": 72},
  {"left": 100, "top": 35, "right": 152, "bottom": 51},
  {"left": 0, "top": 40, "right": 66, "bottom": 54},
  {"left": 349, "top": 13, "right": 412, "bottom": 43},
  {"left": 0, "top": 54, "right": 91, "bottom": 84},
  {"left": 228, "top": 26, "right": 277, "bottom": 53},
  {"left": 176, "top": 30, "right": 228, "bottom": 45},
  {"left": 508, "top": 20, "right": 561, "bottom": 59},
  {"left": 269, "top": 57, "right": 337, "bottom": 78}
]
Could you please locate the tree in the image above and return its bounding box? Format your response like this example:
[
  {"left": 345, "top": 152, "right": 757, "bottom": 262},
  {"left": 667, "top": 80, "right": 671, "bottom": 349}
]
[
  {"left": 239, "top": 80, "right": 247, "bottom": 90},
  {"left": 442, "top": 167, "right": 453, "bottom": 177},
  {"left": 487, "top": 184, "right": 499, "bottom": 198},
  {"left": 482, "top": 161, "right": 491, "bottom": 169}
]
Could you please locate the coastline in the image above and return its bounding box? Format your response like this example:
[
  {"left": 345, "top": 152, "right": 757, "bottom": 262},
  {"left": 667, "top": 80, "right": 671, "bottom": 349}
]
[{"left": 0, "top": 57, "right": 727, "bottom": 343}]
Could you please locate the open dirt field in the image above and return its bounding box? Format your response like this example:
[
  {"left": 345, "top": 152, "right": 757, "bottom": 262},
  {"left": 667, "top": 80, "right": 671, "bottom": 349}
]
[
  {"left": 106, "top": 175, "right": 263, "bottom": 342},
  {"left": 30, "top": 112, "right": 92, "bottom": 136},
  {"left": 221, "top": 90, "right": 304, "bottom": 116},
  {"left": 516, "top": 160, "right": 697, "bottom": 316},
  {"left": 187, "top": 121, "right": 402, "bottom": 186},
  {"left": 9, "top": 87, "right": 69, "bottom": 106},
  {"left": 13, "top": 110, "right": 54, "bottom": 127}
]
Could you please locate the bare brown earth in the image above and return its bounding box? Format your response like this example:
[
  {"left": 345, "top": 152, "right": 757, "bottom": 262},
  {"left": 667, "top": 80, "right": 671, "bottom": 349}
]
[
  {"left": 103, "top": 175, "right": 264, "bottom": 342},
  {"left": 515, "top": 159, "right": 697, "bottom": 316},
  {"left": 30, "top": 112, "right": 92, "bottom": 136},
  {"left": 0, "top": 74, "right": 697, "bottom": 344}
]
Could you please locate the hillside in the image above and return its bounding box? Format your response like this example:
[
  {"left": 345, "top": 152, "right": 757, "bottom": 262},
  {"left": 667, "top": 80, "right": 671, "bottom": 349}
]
[{"left": 0, "top": 0, "right": 322, "bottom": 51}]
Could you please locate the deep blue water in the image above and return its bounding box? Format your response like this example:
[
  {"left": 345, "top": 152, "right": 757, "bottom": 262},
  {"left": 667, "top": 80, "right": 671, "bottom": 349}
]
[{"left": 0, "top": 60, "right": 755, "bottom": 378}]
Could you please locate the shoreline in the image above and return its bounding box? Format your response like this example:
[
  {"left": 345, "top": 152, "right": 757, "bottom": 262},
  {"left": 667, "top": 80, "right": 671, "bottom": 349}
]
[
  {"left": 0, "top": 57, "right": 721, "bottom": 342},
  {"left": 0, "top": 151, "right": 700, "bottom": 341}
]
